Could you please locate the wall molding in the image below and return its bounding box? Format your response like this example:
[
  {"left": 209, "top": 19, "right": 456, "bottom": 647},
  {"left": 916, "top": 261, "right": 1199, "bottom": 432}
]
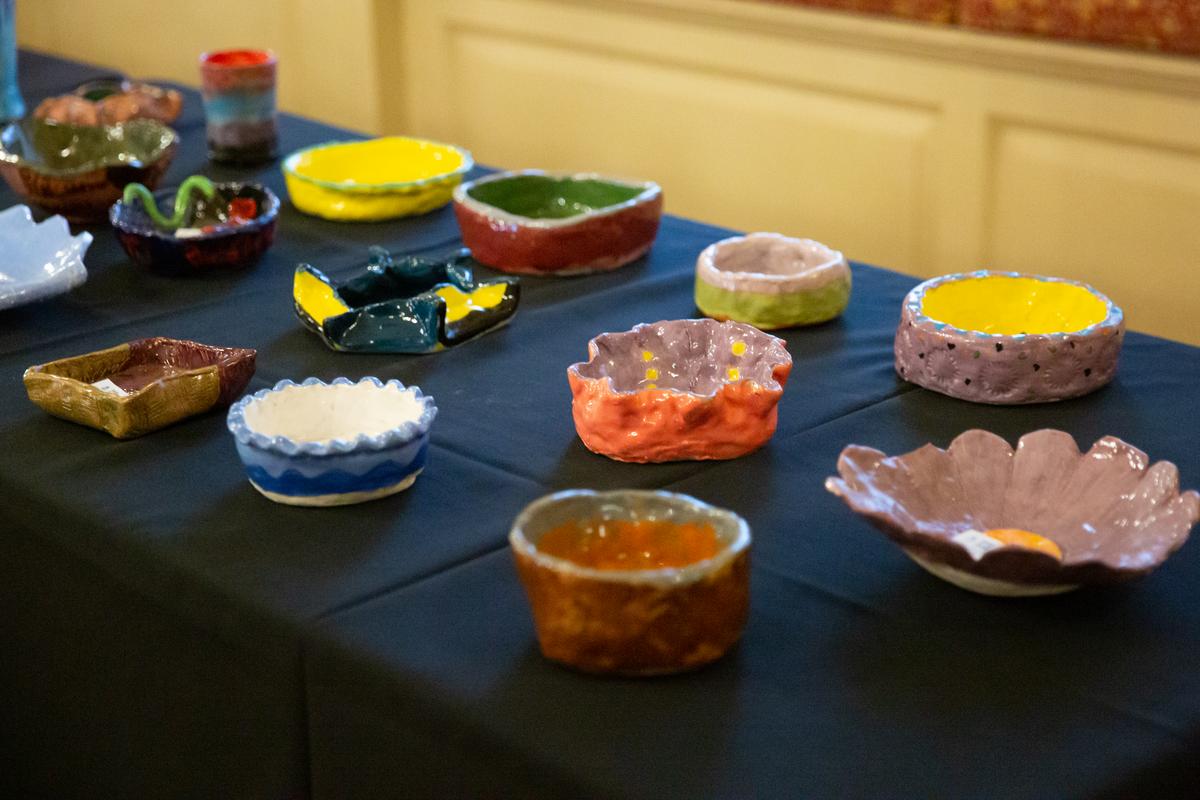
[{"left": 554, "top": 0, "right": 1200, "bottom": 98}]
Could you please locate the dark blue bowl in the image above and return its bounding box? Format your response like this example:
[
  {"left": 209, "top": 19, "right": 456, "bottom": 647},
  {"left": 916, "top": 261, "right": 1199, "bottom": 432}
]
[{"left": 109, "top": 181, "right": 278, "bottom": 276}]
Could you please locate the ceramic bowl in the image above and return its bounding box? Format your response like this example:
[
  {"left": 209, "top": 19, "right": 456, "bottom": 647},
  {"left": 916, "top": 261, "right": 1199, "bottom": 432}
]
[
  {"left": 227, "top": 377, "right": 436, "bottom": 507},
  {"left": 0, "top": 118, "right": 178, "bottom": 223},
  {"left": 510, "top": 489, "right": 751, "bottom": 676},
  {"left": 567, "top": 319, "right": 792, "bottom": 462},
  {"left": 110, "top": 180, "right": 279, "bottom": 275},
  {"left": 0, "top": 205, "right": 91, "bottom": 310},
  {"left": 294, "top": 246, "right": 519, "bottom": 354},
  {"left": 453, "top": 169, "right": 663, "bottom": 275},
  {"left": 695, "top": 232, "right": 851, "bottom": 329},
  {"left": 826, "top": 429, "right": 1200, "bottom": 596},
  {"left": 895, "top": 271, "right": 1124, "bottom": 404},
  {"left": 33, "top": 78, "right": 183, "bottom": 125},
  {"left": 282, "top": 137, "right": 472, "bottom": 221},
  {"left": 24, "top": 337, "right": 256, "bottom": 439}
]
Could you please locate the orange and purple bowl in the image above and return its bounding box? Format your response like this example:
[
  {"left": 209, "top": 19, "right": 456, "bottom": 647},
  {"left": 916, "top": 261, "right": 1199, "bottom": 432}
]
[{"left": 567, "top": 319, "right": 792, "bottom": 463}]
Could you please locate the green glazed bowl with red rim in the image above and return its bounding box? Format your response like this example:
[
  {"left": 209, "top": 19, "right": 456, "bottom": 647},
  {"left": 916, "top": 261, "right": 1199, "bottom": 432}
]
[{"left": 453, "top": 169, "right": 662, "bottom": 276}]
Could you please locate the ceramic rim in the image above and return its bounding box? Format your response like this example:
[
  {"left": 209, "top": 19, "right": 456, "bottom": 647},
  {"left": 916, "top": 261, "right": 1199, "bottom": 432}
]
[
  {"left": 281, "top": 138, "right": 474, "bottom": 194},
  {"left": 109, "top": 182, "right": 280, "bottom": 242},
  {"left": 453, "top": 169, "right": 661, "bottom": 230},
  {"left": 509, "top": 489, "right": 750, "bottom": 587},
  {"left": 905, "top": 270, "right": 1123, "bottom": 340},
  {"left": 226, "top": 377, "right": 437, "bottom": 457},
  {"left": 568, "top": 319, "right": 790, "bottom": 400},
  {"left": 0, "top": 118, "right": 180, "bottom": 176},
  {"left": 697, "top": 232, "right": 847, "bottom": 288}
]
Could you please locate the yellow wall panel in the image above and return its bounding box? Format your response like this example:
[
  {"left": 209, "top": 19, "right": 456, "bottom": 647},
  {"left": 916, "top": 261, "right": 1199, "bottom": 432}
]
[
  {"left": 989, "top": 122, "right": 1200, "bottom": 344},
  {"left": 15, "top": 0, "right": 383, "bottom": 133},
  {"left": 447, "top": 28, "right": 938, "bottom": 272}
]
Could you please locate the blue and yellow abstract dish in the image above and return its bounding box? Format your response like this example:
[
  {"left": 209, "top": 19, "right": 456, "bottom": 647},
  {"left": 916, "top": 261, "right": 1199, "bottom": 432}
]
[
  {"left": 293, "top": 247, "right": 520, "bottom": 354},
  {"left": 227, "top": 377, "right": 436, "bottom": 507}
]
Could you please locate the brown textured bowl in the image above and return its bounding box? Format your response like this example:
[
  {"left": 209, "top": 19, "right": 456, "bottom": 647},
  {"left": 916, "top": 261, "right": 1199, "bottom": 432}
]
[
  {"left": 510, "top": 490, "right": 751, "bottom": 676},
  {"left": 0, "top": 118, "right": 178, "bottom": 223},
  {"left": 24, "top": 338, "right": 256, "bottom": 439},
  {"left": 826, "top": 429, "right": 1200, "bottom": 596}
]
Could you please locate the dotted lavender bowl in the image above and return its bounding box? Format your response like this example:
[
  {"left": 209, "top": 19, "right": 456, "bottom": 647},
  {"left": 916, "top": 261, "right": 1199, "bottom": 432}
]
[{"left": 894, "top": 271, "right": 1124, "bottom": 404}]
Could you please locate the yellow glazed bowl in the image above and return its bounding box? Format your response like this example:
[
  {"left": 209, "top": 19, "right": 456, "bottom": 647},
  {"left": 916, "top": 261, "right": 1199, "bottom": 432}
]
[{"left": 282, "top": 137, "right": 473, "bottom": 221}]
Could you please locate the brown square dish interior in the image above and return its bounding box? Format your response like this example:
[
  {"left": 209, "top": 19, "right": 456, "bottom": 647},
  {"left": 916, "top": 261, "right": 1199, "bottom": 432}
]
[{"left": 24, "top": 337, "right": 256, "bottom": 438}]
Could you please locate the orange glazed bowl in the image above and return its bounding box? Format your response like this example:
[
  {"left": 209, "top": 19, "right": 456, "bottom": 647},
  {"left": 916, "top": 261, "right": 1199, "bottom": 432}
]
[
  {"left": 510, "top": 489, "right": 751, "bottom": 676},
  {"left": 567, "top": 319, "right": 792, "bottom": 463}
]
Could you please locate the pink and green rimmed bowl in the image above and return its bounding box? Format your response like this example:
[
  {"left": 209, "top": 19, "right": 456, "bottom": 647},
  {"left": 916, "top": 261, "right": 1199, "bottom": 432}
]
[
  {"left": 695, "top": 232, "right": 851, "bottom": 330},
  {"left": 826, "top": 429, "right": 1199, "bottom": 597},
  {"left": 453, "top": 169, "right": 662, "bottom": 276},
  {"left": 894, "top": 270, "right": 1124, "bottom": 404}
]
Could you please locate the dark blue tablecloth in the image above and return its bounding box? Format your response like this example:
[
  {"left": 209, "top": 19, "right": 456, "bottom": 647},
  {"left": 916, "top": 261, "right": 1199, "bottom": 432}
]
[{"left": 2, "top": 50, "right": 1198, "bottom": 800}]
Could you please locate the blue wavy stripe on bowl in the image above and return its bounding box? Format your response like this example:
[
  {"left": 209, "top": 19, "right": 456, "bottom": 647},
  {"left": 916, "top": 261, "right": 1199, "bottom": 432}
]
[{"left": 243, "top": 442, "right": 427, "bottom": 496}]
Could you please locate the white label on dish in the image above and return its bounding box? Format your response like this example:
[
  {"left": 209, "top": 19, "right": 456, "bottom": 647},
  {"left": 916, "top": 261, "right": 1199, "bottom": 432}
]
[
  {"left": 951, "top": 529, "right": 1003, "bottom": 561},
  {"left": 91, "top": 379, "right": 129, "bottom": 396},
  {"left": 175, "top": 227, "right": 204, "bottom": 239}
]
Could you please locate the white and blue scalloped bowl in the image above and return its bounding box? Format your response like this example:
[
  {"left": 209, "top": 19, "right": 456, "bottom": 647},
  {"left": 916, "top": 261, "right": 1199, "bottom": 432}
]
[{"left": 227, "top": 377, "right": 436, "bottom": 506}]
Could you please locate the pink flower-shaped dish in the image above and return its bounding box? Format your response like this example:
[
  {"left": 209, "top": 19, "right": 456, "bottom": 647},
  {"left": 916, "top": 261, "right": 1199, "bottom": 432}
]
[
  {"left": 825, "top": 429, "right": 1199, "bottom": 596},
  {"left": 567, "top": 319, "right": 792, "bottom": 463}
]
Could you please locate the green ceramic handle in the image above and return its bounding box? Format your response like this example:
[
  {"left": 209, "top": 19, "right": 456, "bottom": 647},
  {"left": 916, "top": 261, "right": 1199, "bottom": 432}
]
[{"left": 123, "top": 175, "right": 217, "bottom": 228}]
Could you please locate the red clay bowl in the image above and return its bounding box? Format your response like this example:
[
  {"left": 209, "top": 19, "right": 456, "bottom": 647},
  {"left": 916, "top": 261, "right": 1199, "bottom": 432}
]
[
  {"left": 0, "top": 118, "right": 178, "bottom": 223},
  {"left": 826, "top": 429, "right": 1200, "bottom": 596},
  {"left": 453, "top": 170, "right": 662, "bottom": 276},
  {"left": 567, "top": 319, "right": 792, "bottom": 463}
]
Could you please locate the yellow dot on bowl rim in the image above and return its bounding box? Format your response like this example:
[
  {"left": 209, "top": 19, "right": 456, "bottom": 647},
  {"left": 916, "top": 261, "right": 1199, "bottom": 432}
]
[
  {"left": 727, "top": 367, "right": 740, "bottom": 381},
  {"left": 645, "top": 368, "right": 659, "bottom": 381},
  {"left": 731, "top": 341, "right": 747, "bottom": 356},
  {"left": 642, "top": 350, "right": 654, "bottom": 362},
  {"left": 646, "top": 383, "right": 657, "bottom": 389}
]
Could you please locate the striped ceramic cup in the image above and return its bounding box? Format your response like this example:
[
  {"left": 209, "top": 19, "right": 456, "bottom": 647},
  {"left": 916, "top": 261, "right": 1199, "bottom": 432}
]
[{"left": 199, "top": 49, "right": 277, "bottom": 165}]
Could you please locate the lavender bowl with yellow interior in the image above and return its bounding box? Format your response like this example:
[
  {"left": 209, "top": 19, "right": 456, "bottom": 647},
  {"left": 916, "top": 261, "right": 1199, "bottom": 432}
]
[
  {"left": 826, "top": 429, "right": 1200, "bottom": 596},
  {"left": 895, "top": 271, "right": 1124, "bottom": 404}
]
